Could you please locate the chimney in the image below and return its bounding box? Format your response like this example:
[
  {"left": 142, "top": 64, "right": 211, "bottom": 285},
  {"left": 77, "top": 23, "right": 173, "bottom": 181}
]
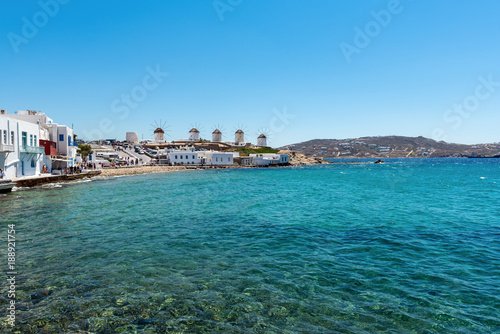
[{"left": 0, "top": 110, "right": 6, "bottom": 115}]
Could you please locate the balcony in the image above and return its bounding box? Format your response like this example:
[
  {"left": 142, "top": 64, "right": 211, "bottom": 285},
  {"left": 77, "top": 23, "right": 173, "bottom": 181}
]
[
  {"left": 0, "top": 144, "right": 15, "bottom": 153},
  {"left": 40, "top": 140, "right": 57, "bottom": 156},
  {"left": 20, "top": 145, "right": 44, "bottom": 154}
]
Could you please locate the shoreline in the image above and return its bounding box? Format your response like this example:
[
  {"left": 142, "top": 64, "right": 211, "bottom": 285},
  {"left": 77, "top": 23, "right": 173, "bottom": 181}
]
[{"left": 8, "top": 159, "right": 377, "bottom": 190}]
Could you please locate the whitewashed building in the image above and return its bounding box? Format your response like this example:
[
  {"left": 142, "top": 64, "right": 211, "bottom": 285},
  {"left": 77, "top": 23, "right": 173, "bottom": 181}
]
[
  {"left": 168, "top": 150, "right": 200, "bottom": 165},
  {"left": 197, "top": 151, "right": 234, "bottom": 166},
  {"left": 6, "top": 110, "right": 77, "bottom": 172},
  {"left": 249, "top": 153, "right": 289, "bottom": 166},
  {"left": 0, "top": 112, "right": 44, "bottom": 179}
]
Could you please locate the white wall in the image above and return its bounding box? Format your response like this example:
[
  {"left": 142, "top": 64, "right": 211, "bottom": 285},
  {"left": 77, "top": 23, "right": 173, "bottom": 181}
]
[
  {"left": 197, "top": 151, "right": 233, "bottom": 165},
  {"left": 0, "top": 116, "right": 43, "bottom": 179},
  {"left": 168, "top": 151, "right": 200, "bottom": 165}
]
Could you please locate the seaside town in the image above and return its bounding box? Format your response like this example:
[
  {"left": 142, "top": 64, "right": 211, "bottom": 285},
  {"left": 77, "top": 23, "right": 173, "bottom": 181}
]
[{"left": 0, "top": 110, "right": 299, "bottom": 192}]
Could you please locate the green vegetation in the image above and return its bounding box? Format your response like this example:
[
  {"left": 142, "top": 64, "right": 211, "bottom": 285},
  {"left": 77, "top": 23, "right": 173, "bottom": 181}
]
[
  {"left": 235, "top": 147, "right": 279, "bottom": 156},
  {"left": 77, "top": 144, "right": 94, "bottom": 162}
]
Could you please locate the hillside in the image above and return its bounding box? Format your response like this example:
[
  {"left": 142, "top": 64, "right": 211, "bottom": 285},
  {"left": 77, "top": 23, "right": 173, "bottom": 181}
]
[{"left": 280, "top": 136, "right": 500, "bottom": 158}]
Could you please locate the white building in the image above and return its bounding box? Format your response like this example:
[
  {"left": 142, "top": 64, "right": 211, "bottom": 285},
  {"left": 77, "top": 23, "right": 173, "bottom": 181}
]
[
  {"left": 0, "top": 112, "right": 44, "bottom": 179},
  {"left": 197, "top": 151, "right": 234, "bottom": 166},
  {"left": 249, "top": 153, "right": 289, "bottom": 166},
  {"left": 168, "top": 150, "right": 200, "bottom": 165},
  {"left": 6, "top": 110, "right": 77, "bottom": 172}
]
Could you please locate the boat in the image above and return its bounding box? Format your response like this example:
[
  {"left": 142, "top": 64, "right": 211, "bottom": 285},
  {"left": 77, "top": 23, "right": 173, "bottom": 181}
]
[
  {"left": 0, "top": 179, "right": 15, "bottom": 194},
  {"left": 468, "top": 154, "right": 500, "bottom": 159}
]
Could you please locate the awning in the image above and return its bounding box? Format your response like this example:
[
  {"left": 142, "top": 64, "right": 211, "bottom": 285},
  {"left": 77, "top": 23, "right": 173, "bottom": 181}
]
[
  {"left": 51, "top": 155, "right": 72, "bottom": 159},
  {"left": 51, "top": 156, "right": 72, "bottom": 162}
]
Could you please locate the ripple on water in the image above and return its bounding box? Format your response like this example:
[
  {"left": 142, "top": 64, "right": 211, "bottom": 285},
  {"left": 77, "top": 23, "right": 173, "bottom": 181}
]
[{"left": 1, "top": 160, "right": 500, "bottom": 333}]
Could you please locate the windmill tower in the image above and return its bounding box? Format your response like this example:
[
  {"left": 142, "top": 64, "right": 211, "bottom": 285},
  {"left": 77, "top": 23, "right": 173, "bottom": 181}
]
[
  {"left": 189, "top": 128, "right": 200, "bottom": 141},
  {"left": 235, "top": 129, "right": 244, "bottom": 145},
  {"left": 257, "top": 134, "right": 267, "bottom": 147},
  {"left": 211, "top": 124, "right": 225, "bottom": 142},
  {"left": 256, "top": 127, "right": 271, "bottom": 147},
  {"left": 151, "top": 120, "right": 167, "bottom": 143},
  {"left": 212, "top": 129, "right": 222, "bottom": 142}
]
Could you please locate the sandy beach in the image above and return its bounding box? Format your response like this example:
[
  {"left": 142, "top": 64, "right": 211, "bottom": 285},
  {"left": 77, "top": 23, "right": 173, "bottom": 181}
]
[{"left": 99, "top": 165, "right": 189, "bottom": 177}]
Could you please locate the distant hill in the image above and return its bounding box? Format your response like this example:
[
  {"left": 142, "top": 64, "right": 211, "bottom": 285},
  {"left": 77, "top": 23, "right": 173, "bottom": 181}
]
[{"left": 280, "top": 136, "right": 500, "bottom": 158}]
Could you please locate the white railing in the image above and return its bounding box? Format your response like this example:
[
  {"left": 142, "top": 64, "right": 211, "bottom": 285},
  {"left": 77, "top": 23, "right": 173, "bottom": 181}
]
[{"left": 0, "top": 144, "right": 14, "bottom": 152}]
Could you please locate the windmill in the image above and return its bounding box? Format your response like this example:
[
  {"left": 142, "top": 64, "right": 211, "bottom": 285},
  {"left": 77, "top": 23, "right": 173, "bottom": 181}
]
[
  {"left": 233, "top": 124, "right": 247, "bottom": 145},
  {"left": 256, "top": 127, "right": 272, "bottom": 147},
  {"left": 211, "top": 123, "right": 226, "bottom": 142},
  {"left": 150, "top": 119, "right": 169, "bottom": 143},
  {"left": 188, "top": 122, "right": 204, "bottom": 141}
]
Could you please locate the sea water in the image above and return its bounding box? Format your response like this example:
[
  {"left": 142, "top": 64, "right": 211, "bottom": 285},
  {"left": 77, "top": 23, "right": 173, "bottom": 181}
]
[{"left": 0, "top": 159, "right": 499, "bottom": 333}]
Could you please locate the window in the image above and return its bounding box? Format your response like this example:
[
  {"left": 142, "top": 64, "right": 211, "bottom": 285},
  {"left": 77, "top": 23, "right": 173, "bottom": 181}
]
[
  {"left": 11, "top": 131, "right": 14, "bottom": 145},
  {"left": 175, "top": 155, "right": 178, "bottom": 159},
  {"left": 185, "top": 155, "right": 188, "bottom": 159},
  {"left": 68, "top": 135, "right": 71, "bottom": 145},
  {"left": 31, "top": 158, "right": 36, "bottom": 168},
  {"left": 2, "top": 130, "right": 6, "bottom": 144},
  {"left": 34, "top": 135, "right": 37, "bottom": 146},
  {"left": 30, "top": 134, "right": 33, "bottom": 146},
  {"left": 180, "top": 155, "right": 182, "bottom": 159},
  {"left": 192, "top": 155, "right": 195, "bottom": 159},
  {"left": 22, "top": 132, "right": 27, "bottom": 148},
  {"left": 59, "top": 134, "right": 64, "bottom": 141}
]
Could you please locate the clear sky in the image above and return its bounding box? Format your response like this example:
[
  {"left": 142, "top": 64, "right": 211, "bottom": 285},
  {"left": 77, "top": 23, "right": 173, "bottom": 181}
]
[{"left": 1, "top": 0, "right": 499, "bottom": 147}]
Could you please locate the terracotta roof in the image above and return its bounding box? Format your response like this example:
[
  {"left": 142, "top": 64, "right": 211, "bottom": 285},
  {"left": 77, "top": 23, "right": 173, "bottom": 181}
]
[
  {"left": 189, "top": 128, "right": 200, "bottom": 133},
  {"left": 235, "top": 129, "right": 244, "bottom": 134},
  {"left": 154, "top": 127, "right": 165, "bottom": 133},
  {"left": 258, "top": 134, "right": 267, "bottom": 138},
  {"left": 212, "top": 129, "right": 222, "bottom": 134}
]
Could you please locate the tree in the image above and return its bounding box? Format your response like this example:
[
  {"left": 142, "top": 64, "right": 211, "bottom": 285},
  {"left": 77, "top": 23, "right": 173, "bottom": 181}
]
[{"left": 77, "top": 144, "right": 93, "bottom": 162}]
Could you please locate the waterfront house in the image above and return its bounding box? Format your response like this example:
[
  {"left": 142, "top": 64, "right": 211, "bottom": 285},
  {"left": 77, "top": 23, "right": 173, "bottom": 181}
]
[
  {"left": 249, "top": 153, "right": 289, "bottom": 166},
  {"left": 6, "top": 110, "right": 77, "bottom": 172},
  {"left": 0, "top": 111, "right": 44, "bottom": 179},
  {"left": 197, "top": 151, "right": 234, "bottom": 166},
  {"left": 168, "top": 150, "right": 200, "bottom": 165}
]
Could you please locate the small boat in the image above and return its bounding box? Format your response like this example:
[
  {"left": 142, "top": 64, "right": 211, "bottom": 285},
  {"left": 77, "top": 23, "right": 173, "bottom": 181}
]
[{"left": 0, "top": 179, "right": 15, "bottom": 194}]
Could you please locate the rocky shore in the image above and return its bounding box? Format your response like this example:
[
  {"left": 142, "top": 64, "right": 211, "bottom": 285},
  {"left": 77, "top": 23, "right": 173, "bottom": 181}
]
[{"left": 279, "top": 150, "right": 331, "bottom": 166}]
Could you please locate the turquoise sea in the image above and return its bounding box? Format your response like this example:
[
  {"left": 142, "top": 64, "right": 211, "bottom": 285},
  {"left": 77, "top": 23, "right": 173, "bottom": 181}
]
[{"left": 1, "top": 158, "right": 499, "bottom": 333}]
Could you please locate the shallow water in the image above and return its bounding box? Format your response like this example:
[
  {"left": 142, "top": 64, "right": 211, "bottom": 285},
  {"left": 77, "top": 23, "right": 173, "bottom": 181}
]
[{"left": 1, "top": 159, "right": 499, "bottom": 333}]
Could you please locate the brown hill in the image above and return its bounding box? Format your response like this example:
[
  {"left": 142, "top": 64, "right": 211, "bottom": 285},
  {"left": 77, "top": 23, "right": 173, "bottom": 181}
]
[{"left": 280, "top": 136, "right": 500, "bottom": 158}]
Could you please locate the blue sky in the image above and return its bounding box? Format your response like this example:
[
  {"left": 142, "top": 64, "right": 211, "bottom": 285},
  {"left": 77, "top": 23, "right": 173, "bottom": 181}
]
[{"left": 1, "top": 0, "right": 499, "bottom": 146}]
